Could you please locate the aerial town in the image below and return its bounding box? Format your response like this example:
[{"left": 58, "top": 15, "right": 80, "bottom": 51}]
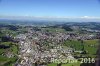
[
  {"left": 0, "top": 0, "right": 100, "bottom": 66},
  {"left": 0, "top": 21, "right": 99, "bottom": 66}
]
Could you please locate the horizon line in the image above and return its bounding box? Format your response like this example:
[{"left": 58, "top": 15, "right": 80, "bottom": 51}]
[{"left": 0, "top": 15, "right": 100, "bottom": 19}]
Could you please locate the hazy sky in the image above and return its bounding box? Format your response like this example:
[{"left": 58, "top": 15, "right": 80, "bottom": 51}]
[{"left": 0, "top": 0, "right": 100, "bottom": 17}]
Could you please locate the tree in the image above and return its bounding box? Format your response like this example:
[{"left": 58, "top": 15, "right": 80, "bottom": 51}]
[{"left": 57, "top": 63, "right": 62, "bottom": 66}]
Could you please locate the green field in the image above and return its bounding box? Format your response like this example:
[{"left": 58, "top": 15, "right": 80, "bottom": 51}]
[
  {"left": 48, "top": 61, "right": 81, "bottom": 66},
  {"left": 0, "top": 55, "right": 17, "bottom": 66},
  {"left": 42, "top": 28, "right": 66, "bottom": 32},
  {"left": 0, "top": 42, "right": 18, "bottom": 66},
  {"left": 64, "top": 39, "right": 98, "bottom": 56}
]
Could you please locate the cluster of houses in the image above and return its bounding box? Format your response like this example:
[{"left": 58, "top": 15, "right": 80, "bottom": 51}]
[{"left": 14, "top": 27, "right": 98, "bottom": 66}]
